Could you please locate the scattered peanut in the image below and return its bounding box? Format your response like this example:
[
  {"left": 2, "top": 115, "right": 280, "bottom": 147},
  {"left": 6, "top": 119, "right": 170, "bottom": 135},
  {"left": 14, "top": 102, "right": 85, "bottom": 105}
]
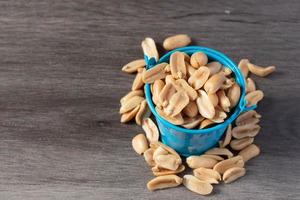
[
  {"left": 163, "top": 34, "right": 192, "bottom": 50},
  {"left": 147, "top": 175, "right": 183, "bottom": 191}
]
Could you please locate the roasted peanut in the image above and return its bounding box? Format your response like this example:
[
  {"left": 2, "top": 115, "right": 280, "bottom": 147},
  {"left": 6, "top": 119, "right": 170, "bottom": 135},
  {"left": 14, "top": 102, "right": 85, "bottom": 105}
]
[
  {"left": 197, "top": 90, "right": 215, "bottom": 119},
  {"left": 190, "top": 52, "right": 208, "bottom": 69},
  {"left": 150, "top": 141, "right": 181, "bottom": 160},
  {"left": 235, "top": 110, "right": 261, "bottom": 126},
  {"left": 141, "top": 37, "right": 159, "bottom": 62},
  {"left": 186, "top": 155, "right": 218, "bottom": 169},
  {"left": 245, "top": 90, "right": 264, "bottom": 106},
  {"left": 152, "top": 165, "right": 185, "bottom": 176},
  {"left": 142, "top": 118, "right": 159, "bottom": 143},
  {"left": 219, "top": 124, "right": 232, "bottom": 148},
  {"left": 135, "top": 100, "right": 150, "bottom": 125},
  {"left": 176, "top": 79, "right": 198, "bottom": 101},
  {"left": 144, "top": 148, "right": 156, "bottom": 167},
  {"left": 223, "top": 167, "right": 246, "bottom": 183},
  {"left": 208, "top": 93, "right": 219, "bottom": 107},
  {"left": 121, "top": 105, "right": 140, "bottom": 123},
  {"left": 153, "top": 146, "right": 168, "bottom": 160},
  {"left": 158, "top": 83, "right": 177, "bottom": 107},
  {"left": 204, "top": 72, "right": 226, "bottom": 94},
  {"left": 170, "top": 51, "right": 187, "bottom": 79},
  {"left": 206, "top": 61, "right": 222, "bottom": 76},
  {"left": 164, "top": 91, "right": 189, "bottom": 117},
  {"left": 227, "top": 83, "right": 241, "bottom": 108},
  {"left": 182, "top": 101, "right": 198, "bottom": 118},
  {"left": 147, "top": 175, "right": 183, "bottom": 191},
  {"left": 122, "top": 59, "right": 145, "bottom": 74},
  {"left": 163, "top": 34, "right": 191, "bottom": 50},
  {"left": 238, "top": 59, "right": 249, "bottom": 78},
  {"left": 205, "top": 147, "right": 233, "bottom": 158},
  {"left": 183, "top": 175, "right": 213, "bottom": 195},
  {"left": 217, "top": 90, "right": 231, "bottom": 112},
  {"left": 132, "top": 133, "right": 149, "bottom": 155},
  {"left": 154, "top": 154, "right": 181, "bottom": 171},
  {"left": 132, "top": 68, "right": 145, "bottom": 90},
  {"left": 152, "top": 79, "right": 165, "bottom": 107},
  {"left": 194, "top": 167, "right": 221, "bottom": 182},
  {"left": 230, "top": 137, "right": 254, "bottom": 151},
  {"left": 232, "top": 124, "right": 261, "bottom": 139},
  {"left": 220, "top": 78, "right": 235, "bottom": 90},
  {"left": 213, "top": 156, "right": 244, "bottom": 174},
  {"left": 193, "top": 173, "right": 219, "bottom": 184},
  {"left": 188, "top": 66, "right": 210, "bottom": 90},
  {"left": 247, "top": 63, "right": 276, "bottom": 77},
  {"left": 186, "top": 61, "right": 196, "bottom": 77},
  {"left": 199, "top": 119, "right": 215, "bottom": 129},
  {"left": 238, "top": 144, "right": 260, "bottom": 162},
  {"left": 120, "top": 96, "right": 144, "bottom": 114},
  {"left": 142, "top": 62, "right": 168, "bottom": 83},
  {"left": 246, "top": 78, "right": 256, "bottom": 93},
  {"left": 156, "top": 107, "right": 184, "bottom": 125},
  {"left": 210, "top": 108, "right": 227, "bottom": 123},
  {"left": 120, "top": 90, "right": 144, "bottom": 105}
]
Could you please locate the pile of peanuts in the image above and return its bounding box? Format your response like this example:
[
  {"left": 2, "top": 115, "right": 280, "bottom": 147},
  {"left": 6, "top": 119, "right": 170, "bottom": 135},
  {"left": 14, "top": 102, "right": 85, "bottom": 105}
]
[{"left": 119, "top": 34, "right": 275, "bottom": 195}]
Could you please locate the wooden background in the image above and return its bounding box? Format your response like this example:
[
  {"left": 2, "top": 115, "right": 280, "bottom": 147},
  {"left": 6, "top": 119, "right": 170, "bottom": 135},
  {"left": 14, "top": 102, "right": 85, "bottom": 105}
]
[{"left": 0, "top": 0, "right": 299, "bottom": 199}]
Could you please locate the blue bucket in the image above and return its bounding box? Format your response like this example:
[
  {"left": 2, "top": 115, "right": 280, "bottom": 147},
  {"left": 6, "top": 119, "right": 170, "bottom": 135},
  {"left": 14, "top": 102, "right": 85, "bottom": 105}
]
[{"left": 144, "top": 46, "right": 256, "bottom": 157}]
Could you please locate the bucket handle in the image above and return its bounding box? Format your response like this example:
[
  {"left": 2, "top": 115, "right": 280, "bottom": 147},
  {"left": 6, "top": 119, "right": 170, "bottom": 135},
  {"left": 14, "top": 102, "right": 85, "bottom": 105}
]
[
  {"left": 240, "top": 98, "right": 257, "bottom": 112},
  {"left": 144, "top": 55, "right": 156, "bottom": 70}
]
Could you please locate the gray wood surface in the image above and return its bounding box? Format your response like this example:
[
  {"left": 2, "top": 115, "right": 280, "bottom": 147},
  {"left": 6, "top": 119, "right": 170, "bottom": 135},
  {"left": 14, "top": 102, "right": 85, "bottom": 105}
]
[{"left": 0, "top": 0, "right": 299, "bottom": 199}]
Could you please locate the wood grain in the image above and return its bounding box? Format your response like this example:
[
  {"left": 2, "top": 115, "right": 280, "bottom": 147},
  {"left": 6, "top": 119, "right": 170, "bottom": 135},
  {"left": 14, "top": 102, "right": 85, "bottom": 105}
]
[{"left": 0, "top": 0, "right": 299, "bottom": 199}]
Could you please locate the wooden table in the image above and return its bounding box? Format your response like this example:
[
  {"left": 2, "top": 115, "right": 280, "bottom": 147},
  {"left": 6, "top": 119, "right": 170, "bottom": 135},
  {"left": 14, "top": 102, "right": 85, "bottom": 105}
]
[{"left": 0, "top": 1, "right": 299, "bottom": 199}]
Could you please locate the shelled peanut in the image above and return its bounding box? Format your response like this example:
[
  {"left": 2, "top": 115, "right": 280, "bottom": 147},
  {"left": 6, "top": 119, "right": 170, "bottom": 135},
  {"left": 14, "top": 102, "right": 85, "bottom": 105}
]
[
  {"left": 119, "top": 34, "right": 275, "bottom": 196},
  {"left": 143, "top": 50, "right": 242, "bottom": 129}
]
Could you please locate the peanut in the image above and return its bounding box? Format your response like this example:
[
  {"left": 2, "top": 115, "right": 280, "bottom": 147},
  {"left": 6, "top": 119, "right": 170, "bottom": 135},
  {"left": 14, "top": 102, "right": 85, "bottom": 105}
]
[
  {"left": 213, "top": 156, "right": 244, "bottom": 174},
  {"left": 238, "top": 144, "right": 260, "bottom": 162},
  {"left": 190, "top": 52, "right": 208, "bottom": 69},
  {"left": 232, "top": 124, "right": 261, "bottom": 139},
  {"left": 147, "top": 175, "right": 183, "bottom": 191},
  {"left": 163, "top": 34, "right": 191, "bottom": 50},
  {"left": 238, "top": 59, "right": 249, "bottom": 78},
  {"left": 152, "top": 165, "right": 185, "bottom": 176},
  {"left": 186, "top": 155, "right": 218, "bottom": 169},
  {"left": 142, "top": 118, "right": 159, "bottom": 143},
  {"left": 182, "top": 101, "right": 198, "bottom": 118},
  {"left": 206, "top": 61, "right": 222, "bottom": 76},
  {"left": 230, "top": 137, "right": 254, "bottom": 151},
  {"left": 183, "top": 175, "right": 213, "bottom": 195},
  {"left": 204, "top": 72, "right": 226, "bottom": 94},
  {"left": 141, "top": 37, "right": 159, "bottom": 62},
  {"left": 245, "top": 90, "right": 264, "bottom": 106},
  {"left": 205, "top": 147, "right": 233, "bottom": 158},
  {"left": 122, "top": 59, "right": 145, "bottom": 73},
  {"left": 170, "top": 51, "right": 187, "bottom": 79},
  {"left": 132, "top": 133, "right": 149, "bottom": 155},
  {"left": 197, "top": 90, "right": 215, "bottom": 119},
  {"left": 223, "top": 167, "right": 246, "bottom": 183},
  {"left": 247, "top": 63, "right": 276, "bottom": 77},
  {"left": 188, "top": 66, "right": 210, "bottom": 90},
  {"left": 120, "top": 105, "right": 140, "bottom": 123},
  {"left": 142, "top": 62, "right": 168, "bottom": 83}
]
